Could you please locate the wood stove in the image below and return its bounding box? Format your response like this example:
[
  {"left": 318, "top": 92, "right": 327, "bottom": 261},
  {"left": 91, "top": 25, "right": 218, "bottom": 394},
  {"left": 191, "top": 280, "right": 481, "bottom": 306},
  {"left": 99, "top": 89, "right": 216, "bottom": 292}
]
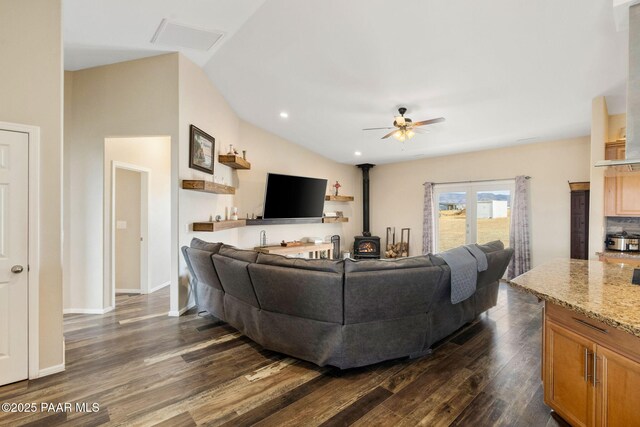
[
  {"left": 353, "top": 235, "right": 381, "bottom": 259},
  {"left": 353, "top": 164, "right": 381, "bottom": 259}
]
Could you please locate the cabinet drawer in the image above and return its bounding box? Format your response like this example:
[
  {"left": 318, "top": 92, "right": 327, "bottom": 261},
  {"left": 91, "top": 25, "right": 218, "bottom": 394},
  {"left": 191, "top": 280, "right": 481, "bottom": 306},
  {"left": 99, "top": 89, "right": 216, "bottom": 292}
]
[{"left": 546, "top": 302, "right": 640, "bottom": 364}]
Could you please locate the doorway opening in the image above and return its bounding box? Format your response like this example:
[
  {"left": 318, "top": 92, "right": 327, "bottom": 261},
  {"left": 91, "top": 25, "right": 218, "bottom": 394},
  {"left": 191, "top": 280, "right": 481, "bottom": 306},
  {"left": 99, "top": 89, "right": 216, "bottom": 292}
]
[
  {"left": 105, "top": 136, "right": 171, "bottom": 309},
  {"left": 113, "top": 165, "right": 149, "bottom": 295}
]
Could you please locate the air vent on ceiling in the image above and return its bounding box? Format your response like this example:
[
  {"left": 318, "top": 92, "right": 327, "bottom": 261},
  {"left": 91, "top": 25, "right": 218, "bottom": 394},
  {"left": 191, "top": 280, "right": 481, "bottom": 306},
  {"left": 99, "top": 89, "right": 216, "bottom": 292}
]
[{"left": 151, "top": 19, "right": 224, "bottom": 51}]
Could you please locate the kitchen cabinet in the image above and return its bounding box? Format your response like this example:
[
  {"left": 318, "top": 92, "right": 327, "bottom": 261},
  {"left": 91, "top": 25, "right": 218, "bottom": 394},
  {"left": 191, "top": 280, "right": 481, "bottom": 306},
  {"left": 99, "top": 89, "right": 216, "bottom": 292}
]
[
  {"left": 596, "top": 345, "right": 640, "bottom": 426},
  {"left": 544, "top": 320, "right": 595, "bottom": 426},
  {"left": 570, "top": 189, "right": 589, "bottom": 259},
  {"left": 544, "top": 303, "right": 640, "bottom": 426},
  {"left": 603, "top": 139, "right": 640, "bottom": 216},
  {"left": 605, "top": 141, "right": 625, "bottom": 160},
  {"left": 604, "top": 171, "right": 640, "bottom": 216}
]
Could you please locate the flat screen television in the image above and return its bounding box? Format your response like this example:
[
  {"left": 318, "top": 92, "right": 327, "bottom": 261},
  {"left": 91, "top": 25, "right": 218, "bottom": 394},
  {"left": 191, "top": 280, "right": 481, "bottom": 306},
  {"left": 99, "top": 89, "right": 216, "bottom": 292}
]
[{"left": 263, "top": 173, "right": 327, "bottom": 219}]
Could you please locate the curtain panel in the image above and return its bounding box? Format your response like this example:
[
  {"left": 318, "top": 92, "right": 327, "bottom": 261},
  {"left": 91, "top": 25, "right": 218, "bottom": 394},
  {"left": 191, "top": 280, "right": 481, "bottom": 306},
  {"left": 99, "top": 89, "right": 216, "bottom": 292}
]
[
  {"left": 508, "top": 175, "right": 531, "bottom": 279},
  {"left": 423, "top": 182, "right": 435, "bottom": 254}
]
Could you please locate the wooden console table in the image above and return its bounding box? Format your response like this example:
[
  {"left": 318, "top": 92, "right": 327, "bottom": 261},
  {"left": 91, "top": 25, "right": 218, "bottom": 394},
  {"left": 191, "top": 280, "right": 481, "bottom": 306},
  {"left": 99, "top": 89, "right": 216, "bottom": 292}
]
[{"left": 254, "top": 242, "right": 333, "bottom": 259}]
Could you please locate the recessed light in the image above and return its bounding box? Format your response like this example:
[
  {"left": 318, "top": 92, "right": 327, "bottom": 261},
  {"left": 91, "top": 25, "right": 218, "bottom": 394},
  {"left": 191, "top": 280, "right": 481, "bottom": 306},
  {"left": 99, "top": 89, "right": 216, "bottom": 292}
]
[
  {"left": 354, "top": 151, "right": 362, "bottom": 156},
  {"left": 280, "top": 112, "right": 289, "bottom": 118}
]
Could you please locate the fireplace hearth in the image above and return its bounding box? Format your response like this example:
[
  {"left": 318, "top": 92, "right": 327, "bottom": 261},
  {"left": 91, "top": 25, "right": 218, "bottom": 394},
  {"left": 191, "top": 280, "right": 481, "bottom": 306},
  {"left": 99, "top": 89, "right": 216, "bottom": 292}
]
[{"left": 354, "top": 163, "right": 381, "bottom": 259}]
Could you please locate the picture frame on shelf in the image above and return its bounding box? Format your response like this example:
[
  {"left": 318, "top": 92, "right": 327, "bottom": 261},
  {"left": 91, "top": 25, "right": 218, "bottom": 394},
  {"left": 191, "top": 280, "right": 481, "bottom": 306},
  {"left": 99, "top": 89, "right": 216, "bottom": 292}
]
[{"left": 189, "top": 125, "right": 215, "bottom": 174}]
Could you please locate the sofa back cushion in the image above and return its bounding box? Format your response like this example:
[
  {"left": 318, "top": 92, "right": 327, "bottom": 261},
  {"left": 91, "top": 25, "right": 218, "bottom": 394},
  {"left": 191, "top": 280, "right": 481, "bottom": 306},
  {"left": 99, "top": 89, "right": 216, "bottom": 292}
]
[
  {"left": 256, "top": 253, "right": 344, "bottom": 273},
  {"left": 182, "top": 247, "right": 223, "bottom": 291},
  {"left": 212, "top": 254, "right": 260, "bottom": 308},
  {"left": 429, "top": 240, "right": 514, "bottom": 303},
  {"left": 190, "top": 238, "right": 223, "bottom": 254},
  {"left": 477, "top": 247, "right": 514, "bottom": 287},
  {"left": 344, "top": 257, "right": 446, "bottom": 324},
  {"left": 220, "top": 245, "right": 259, "bottom": 263},
  {"left": 249, "top": 263, "right": 343, "bottom": 323}
]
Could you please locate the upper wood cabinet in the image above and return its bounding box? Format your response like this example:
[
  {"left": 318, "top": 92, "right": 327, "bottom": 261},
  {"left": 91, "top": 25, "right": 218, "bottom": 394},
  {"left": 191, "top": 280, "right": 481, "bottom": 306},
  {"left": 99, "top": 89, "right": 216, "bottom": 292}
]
[
  {"left": 605, "top": 141, "right": 626, "bottom": 160},
  {"left": 603, "top": 140, "right": 640, "bottom": 216},
  {"left": 605, "top": 171, "right": 640, "bottom": 216}
]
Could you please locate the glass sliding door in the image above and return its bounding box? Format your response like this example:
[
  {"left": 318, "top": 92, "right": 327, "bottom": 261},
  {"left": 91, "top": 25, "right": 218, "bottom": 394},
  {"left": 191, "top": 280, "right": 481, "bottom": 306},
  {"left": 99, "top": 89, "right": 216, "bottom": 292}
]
[{"left": 434, "top": 181, "right": 514, "bottom": 253}]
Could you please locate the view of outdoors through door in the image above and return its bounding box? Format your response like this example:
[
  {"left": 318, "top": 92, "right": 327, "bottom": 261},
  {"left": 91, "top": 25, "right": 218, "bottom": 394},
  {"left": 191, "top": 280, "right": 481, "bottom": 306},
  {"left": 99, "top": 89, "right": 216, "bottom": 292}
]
[{"left": 436, "top": 182, "right": 513, "bottom": 252}]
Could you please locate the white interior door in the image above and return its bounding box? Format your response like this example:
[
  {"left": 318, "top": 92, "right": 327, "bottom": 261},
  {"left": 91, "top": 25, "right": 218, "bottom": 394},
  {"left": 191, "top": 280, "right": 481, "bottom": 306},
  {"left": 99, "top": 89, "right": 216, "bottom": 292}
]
[{"left": 0, "top": 129, "right": 29, "bottom": 385}]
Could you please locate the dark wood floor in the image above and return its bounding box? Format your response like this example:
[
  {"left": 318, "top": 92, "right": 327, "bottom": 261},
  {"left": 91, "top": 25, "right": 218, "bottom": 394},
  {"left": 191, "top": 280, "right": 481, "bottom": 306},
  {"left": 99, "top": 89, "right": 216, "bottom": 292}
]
[{"left": 0, "top": 284, "right": 570, "bottom": 426}]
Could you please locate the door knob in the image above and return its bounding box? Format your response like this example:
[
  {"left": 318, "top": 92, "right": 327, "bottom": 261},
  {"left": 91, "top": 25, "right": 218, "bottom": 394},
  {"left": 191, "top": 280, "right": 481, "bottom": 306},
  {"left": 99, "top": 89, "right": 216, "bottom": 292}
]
[{"left": 11, "top": 265, "right": 24, "bottom": 274}]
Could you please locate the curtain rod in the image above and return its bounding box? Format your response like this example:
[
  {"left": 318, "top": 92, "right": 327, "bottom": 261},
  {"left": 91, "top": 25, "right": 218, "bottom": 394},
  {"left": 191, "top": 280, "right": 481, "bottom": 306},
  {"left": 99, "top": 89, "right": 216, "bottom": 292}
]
[{"left": 433, "top": 176, "right": 531, "bottom": 185}]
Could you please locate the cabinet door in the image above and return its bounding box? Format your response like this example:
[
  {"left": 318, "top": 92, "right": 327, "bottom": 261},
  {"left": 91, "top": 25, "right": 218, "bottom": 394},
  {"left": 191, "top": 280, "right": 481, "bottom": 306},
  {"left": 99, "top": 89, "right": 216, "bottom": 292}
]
[
  {"left": 604, "top": 177, "right": 617, "bottom": 217},
  {"left": 615, "top": 172, "right": 640, "bottom": 216},
  {"left": 596, "top": 345, "right": 640, "bottom": 426},
  {"left": 545, "top": 320, "right": 596, "bottom": 427}
]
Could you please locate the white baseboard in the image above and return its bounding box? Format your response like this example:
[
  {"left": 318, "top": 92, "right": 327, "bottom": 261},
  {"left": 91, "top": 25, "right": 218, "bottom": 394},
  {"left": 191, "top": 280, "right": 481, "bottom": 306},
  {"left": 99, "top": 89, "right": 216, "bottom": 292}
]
[
  {"left": 38, "top": 362, "right": 65, "bottom": 378},
  {"left": 116, "top": 288, "right": 142, "bottom": 294},
  {"left": 149, "top": 281, "right": 170, "bottom": 293},
  {"left": 63, "top": 306, "right": 114, "bottom": 315},
  {"left": 168, "top": 301, "right": 196, "bottom": 317}
]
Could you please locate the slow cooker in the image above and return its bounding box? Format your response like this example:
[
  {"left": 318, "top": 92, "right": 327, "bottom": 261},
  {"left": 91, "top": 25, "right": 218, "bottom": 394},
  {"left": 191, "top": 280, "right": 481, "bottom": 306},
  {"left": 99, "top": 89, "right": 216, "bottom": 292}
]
[{"left": 605, "top": 233, "right": 640, "bottom": 252}]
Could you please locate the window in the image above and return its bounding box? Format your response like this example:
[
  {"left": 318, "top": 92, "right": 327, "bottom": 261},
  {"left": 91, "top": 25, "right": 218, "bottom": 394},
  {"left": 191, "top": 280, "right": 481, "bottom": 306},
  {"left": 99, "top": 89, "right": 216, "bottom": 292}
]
[{"left": 434, "top": 180, "right": 515, "bottom": 252}]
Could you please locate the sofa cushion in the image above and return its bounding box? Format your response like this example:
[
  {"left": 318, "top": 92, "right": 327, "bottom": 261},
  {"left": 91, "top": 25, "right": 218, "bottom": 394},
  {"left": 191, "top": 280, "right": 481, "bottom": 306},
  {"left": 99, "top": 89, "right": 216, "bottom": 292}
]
[
  {"left": 256, "top": 252, "right": 344, "bottom": 273},
  {"left": 219, "top": 245, "right": 259, "bottom": 263},
  {"left": 476, "top": 240, "right": 505, "bottom": 254},
  {"left": 344, "top": 264, "right": 445, "bottom": 323},
  {"left": 344, "top": 255, "right": 435, "bottom": 273},
  {"left": 182, "top": 247, "right": 224, "bottom": 291},
  {"left": 429, "top": 240, "right": 506, "bottom": 267},
  {"left": 212, "top": 254, "right": 260, "bottom": 307},
  {"left": 477, "top": 247, "right": 514, "bottom": 288},
  {"left": 190, "top": 238, "right": 223, "bottom": 253},
  {"left": 249, "top": 263, "right": 343, "bottom": 323}
]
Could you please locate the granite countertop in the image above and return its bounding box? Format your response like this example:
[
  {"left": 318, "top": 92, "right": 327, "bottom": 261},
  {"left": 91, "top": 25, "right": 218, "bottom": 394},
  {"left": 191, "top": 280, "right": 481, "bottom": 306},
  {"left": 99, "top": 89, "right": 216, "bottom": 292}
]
[
  {"left": 508, "top": 259, "right": 640, "bottom": 337},
  {"left": 596, "top": 250, "right": 640, "bottom": 259}
]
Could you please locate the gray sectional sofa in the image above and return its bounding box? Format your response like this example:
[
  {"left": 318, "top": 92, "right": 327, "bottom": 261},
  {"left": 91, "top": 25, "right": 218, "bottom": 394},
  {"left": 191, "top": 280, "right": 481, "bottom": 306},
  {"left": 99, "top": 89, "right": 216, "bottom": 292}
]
[{"left": 182, "top": 239, "right": 514, "bottom": 369}]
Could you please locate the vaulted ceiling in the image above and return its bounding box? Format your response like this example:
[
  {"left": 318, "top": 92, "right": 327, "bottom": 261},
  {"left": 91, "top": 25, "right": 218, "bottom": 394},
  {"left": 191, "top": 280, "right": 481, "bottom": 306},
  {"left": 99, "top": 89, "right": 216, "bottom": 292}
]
[{"left": 64, "top": 0, "right": 628, "bottom": 164}]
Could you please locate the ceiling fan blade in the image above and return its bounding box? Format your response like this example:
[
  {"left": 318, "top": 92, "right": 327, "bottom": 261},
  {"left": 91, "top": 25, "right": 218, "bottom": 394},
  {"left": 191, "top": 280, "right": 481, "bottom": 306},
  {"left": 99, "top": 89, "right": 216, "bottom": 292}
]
[
  {"left": 362, "top": 126, "right": 395, "bottom": 131},
  {"left": 413, "top": 117, "right": 446, "bottom": 127},
  {"left": 382, "top": 129, "right": 398, "bottom": 139},
  {"left": 413, "top": 127, "right": 430, "bottom": 134}
]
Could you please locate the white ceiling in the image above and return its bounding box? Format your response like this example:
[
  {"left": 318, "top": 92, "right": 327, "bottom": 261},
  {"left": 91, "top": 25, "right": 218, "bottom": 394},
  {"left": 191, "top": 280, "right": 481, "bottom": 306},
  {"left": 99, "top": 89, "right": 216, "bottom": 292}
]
[
  {"left": 64, "top": 0, "right": 629, "bottom": 165},
  {"left": 63, "top": 0, "right": 266, "bottom": 70}
]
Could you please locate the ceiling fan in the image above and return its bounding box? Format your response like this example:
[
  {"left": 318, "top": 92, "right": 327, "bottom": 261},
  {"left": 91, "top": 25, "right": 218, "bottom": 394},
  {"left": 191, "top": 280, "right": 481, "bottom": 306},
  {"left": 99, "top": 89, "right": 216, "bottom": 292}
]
[{"left": 363, "top": 107, "right": 445, "bottom": 141}]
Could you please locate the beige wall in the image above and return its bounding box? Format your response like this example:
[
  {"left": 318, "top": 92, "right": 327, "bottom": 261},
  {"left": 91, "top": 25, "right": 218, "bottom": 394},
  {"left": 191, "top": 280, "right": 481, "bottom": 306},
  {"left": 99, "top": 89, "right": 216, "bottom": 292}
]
[
  {"left": 609, "top": 113, "right": 627, "bottom": 141},
  {"left": 589, "top": 96, "right": 608, "bottom": 259},
  {"left": 106, "top": 137, "right": 171, "bottom": 293},
  {"left": 370, "top": 137, "right": 590, "bottom": 267},
  {"left": 0, "top": 0, "right": 63, "bottom": 370},
  {"left": 64, "top": 54, "right": 179, "bottom": 311},
  {"left": 177, "top": 56, "right": 361, "bottom": 311},
  {"left": 115, "top": 169, "right": 142, "bottom": 290}
]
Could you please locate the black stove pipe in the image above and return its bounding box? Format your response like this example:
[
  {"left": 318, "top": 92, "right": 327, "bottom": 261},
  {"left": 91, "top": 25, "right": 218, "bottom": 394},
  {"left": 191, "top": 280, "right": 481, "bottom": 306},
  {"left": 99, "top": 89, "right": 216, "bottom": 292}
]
[{"left": 356, "top": 163, "right": 375, "bottom": 237}]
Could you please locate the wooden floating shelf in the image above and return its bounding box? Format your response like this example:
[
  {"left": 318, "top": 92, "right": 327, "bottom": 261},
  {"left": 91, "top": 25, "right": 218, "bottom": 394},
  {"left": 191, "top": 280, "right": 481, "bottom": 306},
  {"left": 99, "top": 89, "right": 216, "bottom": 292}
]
[
  {"left": 325, "top": 195, "right": 354, "bottom": 202},
  {"left": 192, "top": 220, "right": 246, "bottom": 232},
  {"left": 182, "top": 180, "right": 235, "bottom": 195},
  {"left": 219, "top": 155, "right": 251, "bottom": 170},
  {"left": 322, "top": 217, "right": 349, "bottom": 223}
]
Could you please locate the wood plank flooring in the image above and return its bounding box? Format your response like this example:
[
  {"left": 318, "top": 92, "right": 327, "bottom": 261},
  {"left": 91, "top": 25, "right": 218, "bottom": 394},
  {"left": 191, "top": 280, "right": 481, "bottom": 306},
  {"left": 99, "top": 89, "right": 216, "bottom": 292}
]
[{"left": 0, "top": 284, "right": 570, "bottom": 426}]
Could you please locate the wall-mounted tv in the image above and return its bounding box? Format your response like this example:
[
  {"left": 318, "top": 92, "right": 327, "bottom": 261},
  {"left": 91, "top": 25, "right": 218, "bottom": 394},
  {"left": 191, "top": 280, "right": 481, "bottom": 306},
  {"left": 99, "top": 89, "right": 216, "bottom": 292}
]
[{"left": 263, "top": 173, "right": 327, "bottom": 219}]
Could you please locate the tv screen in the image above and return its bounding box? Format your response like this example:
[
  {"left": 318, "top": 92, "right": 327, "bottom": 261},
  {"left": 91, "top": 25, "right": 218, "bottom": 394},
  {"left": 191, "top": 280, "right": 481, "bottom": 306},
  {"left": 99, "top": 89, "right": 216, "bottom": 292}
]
[{"left": 263, "top": 173, "right": 328, "bottom": 219}]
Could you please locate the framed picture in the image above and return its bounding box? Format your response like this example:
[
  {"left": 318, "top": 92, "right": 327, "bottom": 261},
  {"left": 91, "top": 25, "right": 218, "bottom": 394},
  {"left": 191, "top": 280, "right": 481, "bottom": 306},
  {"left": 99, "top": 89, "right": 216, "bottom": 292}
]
[{"left": 189, "top": 125, "right": 215, "bottom": 174}]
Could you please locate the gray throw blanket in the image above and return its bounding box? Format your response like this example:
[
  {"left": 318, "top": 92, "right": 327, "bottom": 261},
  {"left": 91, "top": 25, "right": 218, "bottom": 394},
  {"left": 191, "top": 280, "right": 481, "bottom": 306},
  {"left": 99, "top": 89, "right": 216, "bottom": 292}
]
[{"left": 439, "top": 244, "right": 489, "bottom": 304}]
